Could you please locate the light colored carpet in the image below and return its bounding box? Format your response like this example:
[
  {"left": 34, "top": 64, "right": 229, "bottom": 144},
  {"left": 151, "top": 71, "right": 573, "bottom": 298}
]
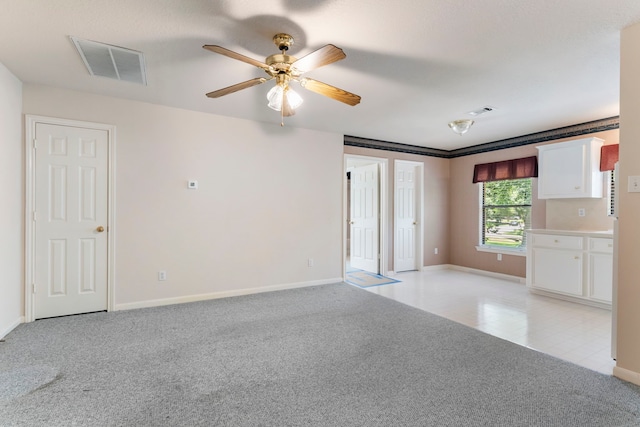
[{"left": 1, "top": 283, "right": 639, "bottom": 426}]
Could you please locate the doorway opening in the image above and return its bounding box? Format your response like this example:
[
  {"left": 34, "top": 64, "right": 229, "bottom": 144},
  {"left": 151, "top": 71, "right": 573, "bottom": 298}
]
[{"left": 344, "top": 155, "right": 388, "bottom": 279}]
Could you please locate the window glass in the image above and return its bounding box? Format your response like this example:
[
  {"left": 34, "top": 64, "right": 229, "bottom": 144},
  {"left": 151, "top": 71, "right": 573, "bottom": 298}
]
[{"left": 482, "top": 178, "right": 532, "bottom": 249}]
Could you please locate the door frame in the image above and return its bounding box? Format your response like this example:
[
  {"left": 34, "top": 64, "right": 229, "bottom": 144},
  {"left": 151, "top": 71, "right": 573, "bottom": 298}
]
[
  {"left": 24, "top": 115, "right": 116, "bottom": 322},
  {"left": 343, "top": 154, "right": 388, "bottom": 278},
  {"left": 394, "top": 160, "right": 424, "bottom": 273}
]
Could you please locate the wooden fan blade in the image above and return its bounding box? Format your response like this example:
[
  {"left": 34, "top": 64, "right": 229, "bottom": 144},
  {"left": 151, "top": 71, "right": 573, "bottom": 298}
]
[
  {"left": 206, "top": 77, "right": 268, "bottom": 98},
  {"left": 291, "top": 44, "right": 346, "bottom": 74},
  {"left": 203, "top": 45, "right": 270, "bottom": 71},
  {"left": 299, "top": 78, "right": 361, "bottom": 106}
]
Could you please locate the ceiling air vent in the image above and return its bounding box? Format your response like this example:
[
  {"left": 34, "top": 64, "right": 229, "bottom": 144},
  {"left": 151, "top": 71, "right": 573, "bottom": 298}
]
[
  {"left": 467, "top": 106, "right": 496, "bottom": 116},
  {"left": 70, "top": 36, "right": 147, "bottom": 85}
]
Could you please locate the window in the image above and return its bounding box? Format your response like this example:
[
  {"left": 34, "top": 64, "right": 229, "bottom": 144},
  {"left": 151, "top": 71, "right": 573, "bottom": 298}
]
[{"left": 481, "top": 178, "right": 532, "bottom": 249}]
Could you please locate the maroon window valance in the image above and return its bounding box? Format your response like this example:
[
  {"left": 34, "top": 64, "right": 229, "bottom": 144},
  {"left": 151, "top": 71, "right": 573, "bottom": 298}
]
[
  {"left": 473, "top": 156, "right": 538, "bottom": 183},
  {"left": 600, "top": 144, "right": 619, "bottom": 171}
]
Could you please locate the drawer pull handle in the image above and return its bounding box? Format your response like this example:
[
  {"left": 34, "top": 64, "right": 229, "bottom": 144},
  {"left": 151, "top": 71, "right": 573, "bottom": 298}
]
[
  {"left": 574, "top": 186, "right": 581, "bottom": 190},
  {"left": 574, "top": 256, "right": 580, "bottom": 260},
  {"left": 554, "top": 239, "right": 559, "bottom": 243},
  {"left": 608, "top": 244, "right": 613, "bottom": 248}
]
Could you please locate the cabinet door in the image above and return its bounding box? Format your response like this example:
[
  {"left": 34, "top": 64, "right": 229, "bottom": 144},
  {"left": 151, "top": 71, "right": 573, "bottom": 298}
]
[
  {"left": 531, "top": 248, "right": 583, "bottom": 296},
  {"left": 538, "top": 143, "right": 587, "bottom": 198},
  {"left": 589, "top": 253, "right": 613, "bottom": 302}
]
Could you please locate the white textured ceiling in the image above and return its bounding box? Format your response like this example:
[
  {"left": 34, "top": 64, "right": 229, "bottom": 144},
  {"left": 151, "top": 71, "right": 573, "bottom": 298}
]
[{"left": 1, "top": 1, "right": 639, "bottom": 150}]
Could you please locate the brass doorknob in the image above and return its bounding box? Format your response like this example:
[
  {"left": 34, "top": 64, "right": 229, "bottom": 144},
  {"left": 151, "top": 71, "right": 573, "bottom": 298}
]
[{"left": 96, "top": 226, "right": 105, "bottom": 233}]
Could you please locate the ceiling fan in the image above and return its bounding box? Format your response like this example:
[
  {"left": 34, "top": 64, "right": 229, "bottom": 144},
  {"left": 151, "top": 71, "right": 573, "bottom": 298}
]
[{"left": 203, "top": 33, "right": 361, "bottom": 125}]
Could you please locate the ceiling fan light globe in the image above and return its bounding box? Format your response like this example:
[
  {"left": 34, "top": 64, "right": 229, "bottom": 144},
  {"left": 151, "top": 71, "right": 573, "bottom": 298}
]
[
  {"left": 286, "top": 89, "right": 303, "bottom": 109},
  {"left": 267, "top": 85, "right": 303, "bottom": 111},
  {"left": 267, "top": 85, "right": 284, "bottom": 111}
]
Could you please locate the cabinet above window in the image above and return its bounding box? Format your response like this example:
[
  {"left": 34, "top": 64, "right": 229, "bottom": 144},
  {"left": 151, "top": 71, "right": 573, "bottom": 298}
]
[{"left": 537, "top": 137, "right": 604, "bottom": 199}]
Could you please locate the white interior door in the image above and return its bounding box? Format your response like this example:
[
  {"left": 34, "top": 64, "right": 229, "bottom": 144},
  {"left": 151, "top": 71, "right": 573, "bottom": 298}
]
[
  {"left": 395, "top": 162, "right": 419, "bottom": 272},
  {"left": 350, "top": 163, "right": 379, "bottom": 273},
  {"left": 34, "top": 123, "right": 109, "bottom": 319}
]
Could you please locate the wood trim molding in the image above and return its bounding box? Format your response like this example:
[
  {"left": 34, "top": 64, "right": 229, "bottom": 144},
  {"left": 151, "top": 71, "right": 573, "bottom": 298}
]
[{"left": 613, "top": 366, "right": 640, "bottom": 387}]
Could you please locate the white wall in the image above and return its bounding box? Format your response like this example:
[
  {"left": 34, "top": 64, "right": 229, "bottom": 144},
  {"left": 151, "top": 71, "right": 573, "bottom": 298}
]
[
  {"left": 0, "top": 63, "right": 23, "bottom": 337},
  {"left": 23, "top": 84, "right": 344, "bottom": 309}
]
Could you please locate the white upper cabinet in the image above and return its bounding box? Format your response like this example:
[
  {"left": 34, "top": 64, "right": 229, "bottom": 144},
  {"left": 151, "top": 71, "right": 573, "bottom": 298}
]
[{"left": 537, "top": 137, "right": 604, "bottom": 199}]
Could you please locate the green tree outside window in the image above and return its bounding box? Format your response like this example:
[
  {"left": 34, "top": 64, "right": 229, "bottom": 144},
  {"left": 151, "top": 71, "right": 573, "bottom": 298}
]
[{"left": 482, "top": 178, "right": 532, "bottom": 248}]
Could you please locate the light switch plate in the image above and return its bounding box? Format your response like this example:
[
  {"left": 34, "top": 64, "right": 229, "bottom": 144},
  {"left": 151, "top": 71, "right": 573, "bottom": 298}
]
[{"left": 628, "top": 176, "right": 640, "bottom": 193}]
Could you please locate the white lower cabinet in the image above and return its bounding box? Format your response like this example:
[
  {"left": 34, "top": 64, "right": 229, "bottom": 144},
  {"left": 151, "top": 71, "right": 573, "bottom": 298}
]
[
  {"left": 588, "top": 238, "right": 614, "bottom": 303},
  {"left": 530, "top": 248, "right": 583, "bottom": 296},
  {"left": 527, "top": 231, "right": 613, "bottom": 307}
]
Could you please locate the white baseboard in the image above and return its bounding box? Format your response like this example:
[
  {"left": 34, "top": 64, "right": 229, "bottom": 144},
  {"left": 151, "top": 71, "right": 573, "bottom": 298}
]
[
  {"left": 421, "top": 264, "right": 451, "bottom": 272},
  {"left": 528, "top": 288, "right": 611, "bottom": 310},
  {"left": 613, "top": 365, "right": 640, "bottom": 386},
  {"left": 114, "top": 277, "right": 343, "bottom": 311},
  {"left": 422, "top": 264, "right": 525, "bottom": 284},
  {"left": 0, "top": 317, "right": 24, "bottom": 340}
]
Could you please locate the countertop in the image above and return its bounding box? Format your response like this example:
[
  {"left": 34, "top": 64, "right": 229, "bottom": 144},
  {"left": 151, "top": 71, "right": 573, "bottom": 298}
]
[{"left": 526, "top": 229, "right": 614, "bottom": 238}]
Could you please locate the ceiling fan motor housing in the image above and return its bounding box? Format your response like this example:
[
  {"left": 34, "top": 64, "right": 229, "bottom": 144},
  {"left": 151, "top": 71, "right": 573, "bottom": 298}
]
[
  {"left": 273, "top": 33, "right": 294, "bottom": 51},
  {"left": 265, "top": 53, "right": 299, "bottom": 77}
]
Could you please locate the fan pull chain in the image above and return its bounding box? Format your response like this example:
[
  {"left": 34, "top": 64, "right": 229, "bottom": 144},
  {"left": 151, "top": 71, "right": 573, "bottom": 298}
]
[
  {"left": 281, "top": 46, "right": 287, "bottom": 127},
  {"left": 282, "top": 46, "right": 288, "bottom": 122}
]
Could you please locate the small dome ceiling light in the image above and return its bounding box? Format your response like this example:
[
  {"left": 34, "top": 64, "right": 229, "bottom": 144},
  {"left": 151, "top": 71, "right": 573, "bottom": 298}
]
[{"left": 448, "top": 119, "right": 475, "bottom": 136}]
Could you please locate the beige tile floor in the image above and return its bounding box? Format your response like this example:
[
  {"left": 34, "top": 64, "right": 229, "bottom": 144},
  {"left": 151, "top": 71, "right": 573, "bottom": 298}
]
[{"left": 361, "top": 268, "right": 615, "bottom": 375}]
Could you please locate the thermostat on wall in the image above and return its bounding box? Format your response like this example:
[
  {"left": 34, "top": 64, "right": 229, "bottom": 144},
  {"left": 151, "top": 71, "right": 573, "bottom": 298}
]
[{"left": 187, "top": 180, "right": 198, "bottom": 189}]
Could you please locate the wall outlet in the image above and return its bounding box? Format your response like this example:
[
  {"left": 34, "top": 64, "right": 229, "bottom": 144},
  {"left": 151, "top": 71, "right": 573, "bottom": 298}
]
[
  {"left": 434, "top": 247, "right": 439, "bottom": 255},
  {"left": 187, "top": 180, "right": 198, "bottom": 189},
  {"left": 158, "top": 271, "right": 167, "bottom": 281},
  {"left": 308, "top": 258, "right": 314, "bottom": 267},
  {"left": 578, "top": 208, "right": 586, "bottom": 217},
  {"left": 497, "top": 254, "right": 502, "bottom": 261}
]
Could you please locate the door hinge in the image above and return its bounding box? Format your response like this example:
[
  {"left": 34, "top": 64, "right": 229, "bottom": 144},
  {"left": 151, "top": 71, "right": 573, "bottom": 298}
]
[
  {"left": 33, "top": 211, "right": 37, "bottom": 221},
  {"left": 33, "top": 139, "right": 37, "bottom": 149},
  {"left": 32, "top": 283, "right": 36, "bottom": 294}
]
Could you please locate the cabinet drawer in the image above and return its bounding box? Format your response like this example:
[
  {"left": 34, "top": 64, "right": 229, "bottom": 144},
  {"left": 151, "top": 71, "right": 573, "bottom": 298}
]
[
  {"left": 588, "top": 238, "right": 614, "bottom": 254},
  {"left": 531, "top": 234, "right": 584, "bottom": 250}
]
